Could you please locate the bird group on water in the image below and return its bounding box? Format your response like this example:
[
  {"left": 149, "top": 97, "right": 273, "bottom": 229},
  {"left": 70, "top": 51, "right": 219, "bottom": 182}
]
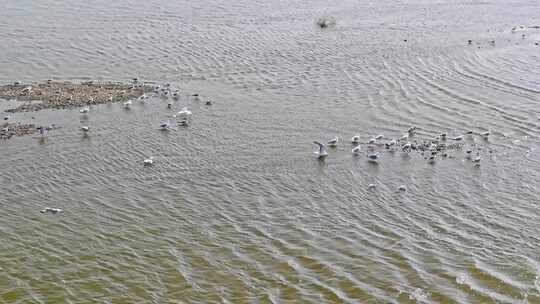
[
  {"left": 314, "top": 127, "right": 492, "bottom": 165},
  {"left": 313, "top": 126, "right": 493, "bottom": 191},
  {"left": 33, "top": 79, "right": 214, "bottom": 214}
]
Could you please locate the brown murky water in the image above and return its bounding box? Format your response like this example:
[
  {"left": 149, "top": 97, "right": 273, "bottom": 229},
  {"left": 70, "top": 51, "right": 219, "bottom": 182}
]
[{"left": 1, "top": 0, "right": 540, "bottom": 303}]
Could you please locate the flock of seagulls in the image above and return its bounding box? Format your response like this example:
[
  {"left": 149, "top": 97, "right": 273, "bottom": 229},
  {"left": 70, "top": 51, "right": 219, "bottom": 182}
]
[
  {"left": 313, "top": 126, "right": 493, "bottom": 191},
  {"left": 313, "top": 126, "right": 492, "bottom": 167}
]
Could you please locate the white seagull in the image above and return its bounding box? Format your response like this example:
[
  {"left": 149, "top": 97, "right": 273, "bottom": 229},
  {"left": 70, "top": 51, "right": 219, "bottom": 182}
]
[
  {"left": 351, "top": 135, "right": 361, "bottom": 144},
  {"left": 313, "top": 141, "right": 328, "bottom": 159},
  {"left": 374, "top": 134, "right": 384, "bottom": 140},
  {"left": 123, "top": 100, "right": 132, "bottom": 109},
  {"left": 327, "top": 137, "right": 339, "bottom": 147},
  {"left": 159, "top": 119, "right": 172, "bottom": 131},
  {"left": 367, "top": 152, "right": 380, "bottom": 162},
  {"left": 352, "top": 145, "right": 362, "bottom": 155},
  {"left": 41, "top": 207, "right": 63, "bottom": 214},
  {"left": 452, "top": 135, "right": 463, "bottom": 141},
  {"left": 80, "top": 126, "right": 90, "bottom": 133},
  {"left": 79, "top": 106, "right": 90, "bottom": 114},
  {"left": 144, "top": 157, "right": 154, "bottom": 166},
  {"left": 178, "top": 107, "right": 192, "bottom": 117}
]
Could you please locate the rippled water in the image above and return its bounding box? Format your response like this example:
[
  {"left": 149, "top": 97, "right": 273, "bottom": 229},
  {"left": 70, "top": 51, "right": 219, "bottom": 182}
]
[{"left": 1, "top": 0, "right": 540, "bottom": 303}]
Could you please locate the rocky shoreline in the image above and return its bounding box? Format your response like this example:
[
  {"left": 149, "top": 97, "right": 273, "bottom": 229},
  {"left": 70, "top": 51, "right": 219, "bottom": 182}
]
[{"left": 0, "top": 80, "right": 151, "bottom": 113}]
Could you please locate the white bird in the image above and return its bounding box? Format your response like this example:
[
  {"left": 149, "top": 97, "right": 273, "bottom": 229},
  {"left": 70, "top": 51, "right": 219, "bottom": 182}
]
[
  {"left": 374, "top": 134, "right": 384, "bottom": 140},
  {"left": 368, "top": 184, "right": 377, "bottom": 189},
  {"left": 368, "top": 138, "right": 377, "bottom": 144},
  {"left": 327, "top": 137, "right": 339, "bottom": 147},
  {"left": 398, "top": 185, "right": 407, "bottom": 192},
  {"left": 472, "top": 156, "right": 481, "bottom": 163},
  {"left": 313, "top": 141, "right": 328, "bottom": 159},
  {"left": 41, "top": 207, "right": 63, "bottom": 214},
  {"left": 107, "top": 96, "right": 113, "bottom": 102},
  {"left": 408, "top": 126, "right": 417, "bottom": 134},
  {"left": 452, "top": 135, "right": 463, "bottom": 141},
  {"left": 351, "top": 135, "right": 361, "bottom": 144},
  {"left": 159, "top": 119, "right": 172, "bottom": 130},
  {"left": 481, "top": 131, "right": 490, "bottom": 138},
  {"left": 139, "top": 94, "right": 147, "bottom": 101},
  {"left": 144, "top": 156, "right": 154, "bottom": 166},
  {"left": 177, "top": 107, "right": 192, "bottom": 117},
  {"left": 123, "top": 100, "right": 132, "bottom": 109},
  {"left": 367, "top": 152, "right": 380, "bottom": 162},
  {"left": 80, "top": 126, "right": 90, "bottom": 133},
  {"left": 402, "top": 142, "right": 412, "bottom": 152},
  {"left": 352, "top": 145, "right": 362, "bottom": 155},
  {"left": 79, "top": 106, "right": 90, "bottom": 114}
]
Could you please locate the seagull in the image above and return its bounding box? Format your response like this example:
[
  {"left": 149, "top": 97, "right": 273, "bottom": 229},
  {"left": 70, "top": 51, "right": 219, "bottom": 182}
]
[
  {"left": 139, "top": 94, "right": 147, "bottom": 101},
  {"left": 124, "top": 100, "right": 132, "bottom": 108},
  {"left": 402, "top": 142, "right": 412, "bottom": 152},
  {"left": 79, "top": 106, "right": 90, "bottom": 114},
  {"left": 178, "top": 107, "right": 192, "bottom": 117},
  {"left": 352, "top": 145, "right": 362, "bottom": 155},
  {"left": 367, "top": 152, "right": 380, "bottom": 162},
  {"left": 41, "top": 207, "right": 63, "bottom": 214},
  {"left": 159, "top": 119, "right": 172, "bottom": 130},
  {"left": 481, "top": 131, "right": 490, "bottom": 138},
  {"left": 440, "top": 133, "right": 447, "bottom": 140},
  {"left": 4, "top": 115, "right": 10, "bottom": 121},
  {"left": 368, "top": 138, "right": 377, "bottom": 144},
  {"left": 368, "top": 184, "right": 377, "bottom": 189},
  {"left": 408, "top": 126, "right": 417, "bottom": 134},
  {"left": 167, "top": 101, "right": 173, "bottom": 109},
  {"left": 374, "top": 134, "right": 384, "bottom": 140},
  {"left": 351, "top": 135, "right": 361, "bottom": 144},
  {"left": 472, "top": 156, "right": 481, "bottom": 163},
  {"left": 80, "top": 126, "right": 90, "bottom": 133},
  {"left": 107, "top": 96, "right": 114, "bottom": 102},
  {"left": 327, "top": 137, "right": 339, "bottom": 147},
  {"left": 206, "top": 99, "right": 212, "bottom": 105},
  {"left": 313, "top": 141, "right": 328, "bottom": 159},
  {"left": 465, "top": 130, "right": 473, "bottom": 135},
  {"left": 398, "top": 185, "right": 407, "bottom": 192},
  {"left": 143, "top": 156, "right": 154, "bottom": 166},
  {"left": 178, "top": 118, "right": 189, "bottom": 126},
  {"left": 452, "top": 135, "right": 463, "bottom": 141}
]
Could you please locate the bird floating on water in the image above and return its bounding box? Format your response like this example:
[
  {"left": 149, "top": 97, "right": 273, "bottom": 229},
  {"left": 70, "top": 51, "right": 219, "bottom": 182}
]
[
  {"left": 351, "top": 135, "right": 360, "bottom": 144},
  {"left": 367, "top": 152, "right": 380, "bottom": 162},
  {"left": 352, "top": 145, "right": 362, "bottom": 155},
  {"left": 374, "top": 134, "right": 384, "bottom": 140},
  {"left": 178, "top": 107, "right": 192, "bottom": 117},
  {"left": 41, "top": 207, "right": 63, "bottom": 214},
  {"left": 79, "top": 106, "right": 90, "bottom": 114},
  {"left": 368, "top": 184, "right": 377, "bottom": 189},
  {"left": 123, "top": 100, "right": 132, "bottom": 109},
  {"left": 80, "top": 126, "right": 90, "bottom": 133},
  {"left": 452, "top": 135, "right": 463, "bottom": 141},
  {"left": 4, "top": 115, "right": 10, "bottom": 121},
  {"left": 313, "top": 141, "right": 328, "bottom": 159},
  {"left": 159, "top": 119, "right": 172, "bottom": 131},
  {"left": 327, "top": 137, "right": 339, "bottom": 147},
  {"left": 398, "top": 185, "right": 407, "bottom": 192},
  {"left": 144, "top": 157, "right": 154, "bottom": 166}
]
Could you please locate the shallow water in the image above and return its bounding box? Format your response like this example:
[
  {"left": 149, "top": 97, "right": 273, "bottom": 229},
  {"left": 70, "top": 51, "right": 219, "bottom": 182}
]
[{"left": 1, "top": 0, "right": 540, "bottom": 303}]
